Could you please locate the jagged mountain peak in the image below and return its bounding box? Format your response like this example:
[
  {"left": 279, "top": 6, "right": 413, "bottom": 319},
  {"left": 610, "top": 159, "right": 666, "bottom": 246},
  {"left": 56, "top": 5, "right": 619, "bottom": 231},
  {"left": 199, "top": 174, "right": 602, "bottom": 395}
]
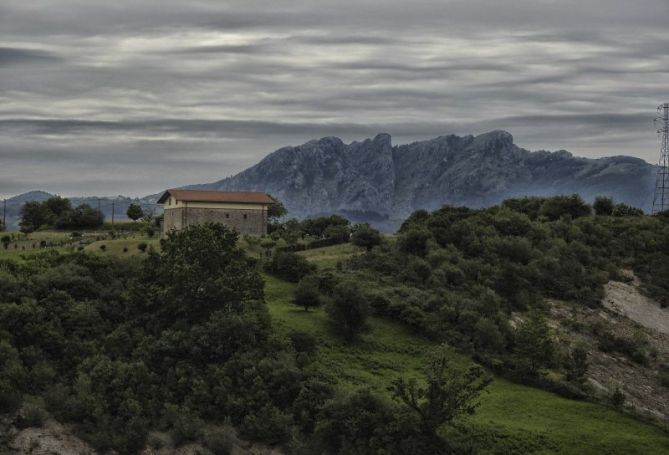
[{"left": 190, "top": 130, "right": 656, "bottom": 231}]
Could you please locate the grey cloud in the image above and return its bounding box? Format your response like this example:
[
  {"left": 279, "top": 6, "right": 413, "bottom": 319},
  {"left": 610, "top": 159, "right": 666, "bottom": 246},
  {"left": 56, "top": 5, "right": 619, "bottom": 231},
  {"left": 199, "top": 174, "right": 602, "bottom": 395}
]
[
  {"left": 0, "top": 47, "right": 60, "bottom": 66},
  {"left": 0, "top": 0, "right": 667, "bottom": 198}
]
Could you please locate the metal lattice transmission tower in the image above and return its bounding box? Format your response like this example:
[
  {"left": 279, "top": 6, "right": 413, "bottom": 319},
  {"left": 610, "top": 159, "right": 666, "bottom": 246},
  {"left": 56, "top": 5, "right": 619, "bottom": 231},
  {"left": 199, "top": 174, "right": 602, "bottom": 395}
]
[{"left": 652, "top": 103, "right": 669, "bottom": 214}]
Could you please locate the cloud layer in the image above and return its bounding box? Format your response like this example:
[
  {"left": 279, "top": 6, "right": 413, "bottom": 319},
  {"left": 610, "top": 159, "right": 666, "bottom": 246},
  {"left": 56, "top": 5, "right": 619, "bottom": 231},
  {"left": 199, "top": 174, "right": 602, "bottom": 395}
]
[{"left": 1, "top": 0, "right": 668, "bottom": 197}]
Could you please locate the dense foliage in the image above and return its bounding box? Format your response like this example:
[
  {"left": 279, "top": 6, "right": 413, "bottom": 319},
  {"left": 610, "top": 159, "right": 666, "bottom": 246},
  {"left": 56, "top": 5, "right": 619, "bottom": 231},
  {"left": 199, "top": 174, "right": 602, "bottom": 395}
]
[
  {"left": 19, "top": 196, "right": 104, "bottom": 233},
  {"left": 269, "top": 214, "right": 353, "bottom": 244},
  {"left": 0, "top": 222, "right": 489, "bottom": 453},
  {"left": 349, "top": 195, "right": 669, "bottom": 380},
  {"left": 0, "top": 224, "right": 300, "bottom": 451}
]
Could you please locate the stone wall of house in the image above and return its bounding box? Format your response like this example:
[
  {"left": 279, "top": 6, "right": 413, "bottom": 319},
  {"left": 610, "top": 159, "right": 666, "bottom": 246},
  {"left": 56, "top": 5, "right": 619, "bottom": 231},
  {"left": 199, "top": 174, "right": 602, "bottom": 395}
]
[{"left": 163, "top": 207, "right": 267, "bottom": 236}]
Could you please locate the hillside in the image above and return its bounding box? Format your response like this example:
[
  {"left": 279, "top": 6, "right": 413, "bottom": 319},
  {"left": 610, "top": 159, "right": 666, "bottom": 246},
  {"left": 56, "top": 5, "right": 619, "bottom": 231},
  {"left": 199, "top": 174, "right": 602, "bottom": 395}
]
[
  {"left": 1, "top": 225, "right": 669, "bottom": 454},
  {"left": 190, "top": 131, "right": 656, "bottom": 230}
]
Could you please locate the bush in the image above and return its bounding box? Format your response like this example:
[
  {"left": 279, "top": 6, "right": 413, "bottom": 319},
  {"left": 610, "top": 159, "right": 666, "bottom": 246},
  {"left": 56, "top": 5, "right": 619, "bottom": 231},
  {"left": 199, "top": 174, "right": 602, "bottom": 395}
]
[
  {"left": 265, "top": 251, "right": 314, "bottom": 282},
  {"left": 204, "top": 426, "right": 238, "bottom": 455},
  {"left": 539, "top": 194, "right": 591, "bottom": 220},
  {"left": 351, "top": 223, "right": 382, "bottom": 251},
  {"left": 137, "top": 242, "right": 148, "bottom": 252},
  {"left": 239, "top": 404, "right": 293, "bottom": 445},
  {"left": 15, "top": 400, "right": 48, "bottom": 429},
  {"left": 294, "top": 275, "right": 322, "bottom": 311},
  {"left": 593, "top": 196, "right": 614, "bottom": 216},
  {"left": 326, "top": 282, "right": 371, "bottom": 341},
  {"left": 166, "top": 405, "right": 204, "bottom": 446},
  {"left": 146, "top": 433, "right": 166, "bottom": 449},
  {"left": 99, "top": 244, "right": 107, "bottom": 252},
  {"left": 397, "top": 228, "right": 432, "bottom": 256},
  {"left": 610, "top": 388, "right": 625, "bottom": 407},
  {"left": 289, "top": 331, "right": 317, "bottom": 355}
]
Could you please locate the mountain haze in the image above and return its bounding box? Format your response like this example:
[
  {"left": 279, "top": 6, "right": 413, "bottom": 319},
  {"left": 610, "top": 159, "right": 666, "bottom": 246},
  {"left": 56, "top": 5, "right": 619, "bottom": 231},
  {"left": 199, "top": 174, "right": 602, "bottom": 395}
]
[{"left": 190, "top": 131, "right": 656, "bottom": 230}]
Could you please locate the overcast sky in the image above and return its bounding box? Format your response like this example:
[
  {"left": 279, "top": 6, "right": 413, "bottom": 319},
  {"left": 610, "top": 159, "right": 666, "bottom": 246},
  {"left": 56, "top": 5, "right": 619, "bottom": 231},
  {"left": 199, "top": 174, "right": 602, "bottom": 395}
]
[{"left": 1, "top": 0, "right": 668, "bottom": 198}]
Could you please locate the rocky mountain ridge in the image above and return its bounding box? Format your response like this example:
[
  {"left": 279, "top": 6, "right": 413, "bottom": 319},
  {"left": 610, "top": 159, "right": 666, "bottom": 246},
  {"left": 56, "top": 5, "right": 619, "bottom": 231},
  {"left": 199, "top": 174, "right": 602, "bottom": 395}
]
[
  {"left": 4, "top": 131, "right": 656, "bottom": 231},
  {"left": 189, "top": 130, "right": 655, "bottom": 230}
]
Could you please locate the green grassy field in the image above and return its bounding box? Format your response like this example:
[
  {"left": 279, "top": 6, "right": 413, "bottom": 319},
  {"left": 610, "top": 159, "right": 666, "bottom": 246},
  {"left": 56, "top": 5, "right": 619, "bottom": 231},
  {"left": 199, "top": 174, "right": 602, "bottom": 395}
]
[
  {"left": 0, "top": 230, "right": 160, "bottom": 260},
  {"left": 84, "top": 237, "right": 160, "bottom": 257},
  {"left": 265, "top": 244, "right": 669, "bottom": 455}
]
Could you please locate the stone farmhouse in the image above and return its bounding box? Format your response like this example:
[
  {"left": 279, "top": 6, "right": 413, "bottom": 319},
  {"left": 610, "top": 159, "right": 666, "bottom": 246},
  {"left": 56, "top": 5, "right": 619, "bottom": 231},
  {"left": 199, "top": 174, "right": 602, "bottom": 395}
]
[{"left": 158, "top": 189, "right": 274, "bottom": 236}]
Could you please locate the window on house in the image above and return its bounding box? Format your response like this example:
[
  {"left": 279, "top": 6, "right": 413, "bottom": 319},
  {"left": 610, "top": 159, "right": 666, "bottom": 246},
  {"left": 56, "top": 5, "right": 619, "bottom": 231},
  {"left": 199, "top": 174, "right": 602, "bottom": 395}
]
[
  {"left": 225, "top": 213, "right": 229, "bottom": 218},
  {"left": 243, "top": 214, "right": 248, "bottom": 220}
]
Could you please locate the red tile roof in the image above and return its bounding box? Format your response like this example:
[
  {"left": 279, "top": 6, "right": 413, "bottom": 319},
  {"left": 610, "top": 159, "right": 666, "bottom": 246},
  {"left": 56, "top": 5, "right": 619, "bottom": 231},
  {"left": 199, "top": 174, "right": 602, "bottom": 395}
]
[{"left": 158, "top": 189, "right": 275, "bottom": 204}]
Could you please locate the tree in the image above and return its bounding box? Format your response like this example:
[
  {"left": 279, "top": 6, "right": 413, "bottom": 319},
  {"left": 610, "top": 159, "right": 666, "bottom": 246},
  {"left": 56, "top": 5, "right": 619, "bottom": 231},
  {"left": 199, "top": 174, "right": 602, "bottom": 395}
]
[
  {"left": 1, "top": 235, "right": 10, "bottom": 250},
  {"left": 398, "top": 228, "right": 432, "bottom": 257},
  {"left": 593, "top": 196, "right": 614, "bottom": 216},
  {"left": 322, "top": 223, "right": 350, "bottom": 242},
  {"left": 136, "top": 223, "right": 266, "bottom": 325},
  {"left": 539, "top": 194, "right": 591, "bottom": 221},
  {"left": 294, "top": 275, "right": 322, "bottom": 311},
  {"left": 351, "top": 223, "right": 382, "bottom": 251},
  {"left": 301, "top": 215, "right": 350, "bottom": 238},
  {"left": 512, "top": 311, "right": 555, "bottom": 375},
  {"left": 267, "top": 196, "right": 288, "bottom": 220},
  {"left": 65, "top": 204, "right": 104, "bottom": 229},
  {"left": 565, "top": 344, "right": 588, "bottom": 384},
  {"left": 264, "top": 251, "right": 314, "bottom": 282},
  {"left": 389, "top": 346, "right": 491, "bottom": 443},
  {"left": 126, "top": 203, "right": 144, "bottom": 221},
  {"left": 44, "top": 196, "right": 72, "bottom": 220},
  {"left": 612, "top": 203, "right": 644, "bottom": 217},
  {"left": 326, "top": 282, "right": 371, "bottom": 341},
  {"left": 19, "top": 201, "right": 49, "bottom": 233}
]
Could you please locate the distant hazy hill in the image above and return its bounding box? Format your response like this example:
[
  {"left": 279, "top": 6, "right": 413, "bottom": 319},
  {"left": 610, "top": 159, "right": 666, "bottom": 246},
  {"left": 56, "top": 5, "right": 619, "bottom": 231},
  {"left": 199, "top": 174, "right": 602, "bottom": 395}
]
[
  {"left": 1, "top": 192, "right": 158, "bottom": 230},
  {"left": 188, "top": 130, "right": 656, "bottom": 230}
]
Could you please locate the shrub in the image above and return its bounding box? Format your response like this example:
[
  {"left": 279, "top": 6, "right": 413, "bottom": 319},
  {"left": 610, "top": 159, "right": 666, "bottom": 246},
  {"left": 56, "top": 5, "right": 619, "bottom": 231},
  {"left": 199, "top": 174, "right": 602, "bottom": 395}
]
[
  {"left": 99, "top": 244, "right": 106, "bottom": 252},
  {"left": 565, "top": 345, "right": 588, "bottom": 384},
  {"left": 326, "top": 282, "right": 371, "bottom": 341},
  {"left": 397, "top": 228, "right": 432, "bottom": 256},
  {"left": 146, "top": 433, "right": 166, "bottom": 449},
  {"left": 239, "top": 404, "right": 293, "bottom": 445},
  {"left": 15, "top": 400, "right": 48, "bottom": 429},
  {"left": 610, "top": 388, "right": 625, "bottom": 407},
  {"left": 165, "top": 405, "right": 203, "bottom": 446},
  {"left": 351, "top": 223, "right": 382, "bottom": 251},
  {"left": 137, "top": 242, "right": 148, "bottom": 252},
  {"left": 294, "top": 275, "right": 322, "bottom": 311},
  {"left": 289, "top": 331, "right": 317, "bottom": 355},
  {"left": 204, "top": 426, "right": 238, "bottom": 455},
  {"left": 593, "top": 196, "right": 614, "bottom": 216},
  {"left": 539, "top": 194, "right": 591, "bottom": 220},
  {"left": 265, "top": 251, "right": 314, "bottom": 282}
]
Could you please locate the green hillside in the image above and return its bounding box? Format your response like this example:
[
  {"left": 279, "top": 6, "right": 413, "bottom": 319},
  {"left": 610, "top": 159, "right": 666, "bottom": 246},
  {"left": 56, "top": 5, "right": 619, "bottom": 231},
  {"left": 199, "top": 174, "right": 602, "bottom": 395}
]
[
  {"left": 1, "top": 196, "right": 669, "bottom": 454},
  {"left": 264, "top": 247, "right": 669, "bottom": 455}
]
